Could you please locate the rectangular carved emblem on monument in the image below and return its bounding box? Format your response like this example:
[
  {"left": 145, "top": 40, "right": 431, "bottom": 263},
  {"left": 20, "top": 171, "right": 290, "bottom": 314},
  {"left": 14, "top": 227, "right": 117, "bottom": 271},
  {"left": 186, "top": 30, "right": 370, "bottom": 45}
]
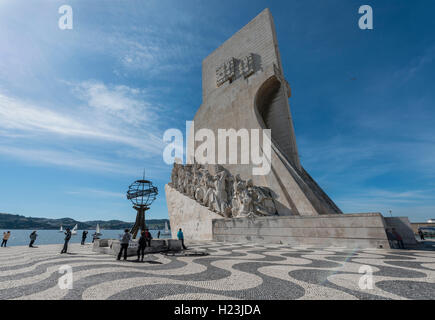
[
  {"left": 216, "top": 58, "right": 235, "bottom": 87},
  {"left": 216, "top": 54, "right": 255, "bottom": 87},
  {"left": 240, "top": 53, "right": 254, "bottom": 78}
]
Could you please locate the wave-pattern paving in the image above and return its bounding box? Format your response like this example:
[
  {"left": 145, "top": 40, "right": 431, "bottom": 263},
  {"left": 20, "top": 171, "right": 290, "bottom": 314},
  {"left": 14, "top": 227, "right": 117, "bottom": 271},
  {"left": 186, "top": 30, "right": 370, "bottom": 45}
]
[{"left": 0, "top": 242, "right": 434, "bottom": 300}]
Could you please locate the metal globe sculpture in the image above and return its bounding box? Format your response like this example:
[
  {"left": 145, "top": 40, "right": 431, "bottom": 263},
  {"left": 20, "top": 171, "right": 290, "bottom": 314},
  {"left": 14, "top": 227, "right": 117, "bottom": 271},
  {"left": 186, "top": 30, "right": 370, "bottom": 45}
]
[
  {"left": 127, "top": 180, "right": 158, "bottom": 207},
  {"left": 126, "top": 176, "right": 158, "bottom": 239}
]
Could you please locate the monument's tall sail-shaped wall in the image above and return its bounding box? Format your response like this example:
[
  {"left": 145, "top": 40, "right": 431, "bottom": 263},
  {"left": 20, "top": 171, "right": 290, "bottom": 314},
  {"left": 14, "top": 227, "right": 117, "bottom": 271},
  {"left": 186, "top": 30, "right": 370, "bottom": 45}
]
[{"left": 192, "top": 8, "right": 341, "bottom": 217}]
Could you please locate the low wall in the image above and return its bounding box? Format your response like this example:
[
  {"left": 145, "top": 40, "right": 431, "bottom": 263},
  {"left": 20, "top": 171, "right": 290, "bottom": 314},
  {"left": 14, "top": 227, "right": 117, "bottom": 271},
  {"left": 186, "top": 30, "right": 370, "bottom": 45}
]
[
  {"left": 212, "top": 213, "right": 390, "bottom": 249},
  {"left": 92, "top": 239, "right": 183, "bottom": 256},
  {"left": 92, "top": 239, "right": 118, "bottom": 254},
  {"left": 110, "top": 240, "right": 167, "bottom": 256}
]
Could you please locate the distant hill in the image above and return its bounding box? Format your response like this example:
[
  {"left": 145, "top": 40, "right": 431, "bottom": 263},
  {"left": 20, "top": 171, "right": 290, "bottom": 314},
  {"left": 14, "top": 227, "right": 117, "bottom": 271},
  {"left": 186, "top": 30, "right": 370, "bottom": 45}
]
[{"left": 0, "top": 213, "right": 169, "bottom": 230}]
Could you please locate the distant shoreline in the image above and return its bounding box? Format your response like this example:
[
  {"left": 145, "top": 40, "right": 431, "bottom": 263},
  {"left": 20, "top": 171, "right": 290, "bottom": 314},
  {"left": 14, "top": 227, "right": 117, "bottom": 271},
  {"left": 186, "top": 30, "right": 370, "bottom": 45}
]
[{"left": 0, "top": 212, "right": 169, "bottom": 230}]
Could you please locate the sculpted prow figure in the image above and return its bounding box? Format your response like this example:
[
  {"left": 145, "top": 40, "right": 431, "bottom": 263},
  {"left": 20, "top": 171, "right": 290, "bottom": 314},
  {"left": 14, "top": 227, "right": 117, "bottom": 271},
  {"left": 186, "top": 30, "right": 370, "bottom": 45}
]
[{"left": 169, "top": 163, "right": 277, "bottom": 218}]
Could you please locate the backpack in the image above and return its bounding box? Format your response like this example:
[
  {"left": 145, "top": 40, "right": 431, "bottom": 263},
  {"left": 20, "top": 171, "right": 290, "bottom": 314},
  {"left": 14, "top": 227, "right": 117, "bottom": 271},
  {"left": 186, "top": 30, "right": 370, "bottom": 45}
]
[{"left": 121, "top": 233, "right": 131, "bottom": 243}]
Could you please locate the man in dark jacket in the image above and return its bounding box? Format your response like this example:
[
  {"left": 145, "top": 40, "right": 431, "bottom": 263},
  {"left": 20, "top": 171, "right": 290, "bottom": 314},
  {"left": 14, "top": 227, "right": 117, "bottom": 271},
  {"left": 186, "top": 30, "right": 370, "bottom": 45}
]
[
  {"left": 92, "top": 232, "right": 98, "bottom": 243},
  {"left": 117, "top": 229, "right": 131, "bottom": 261},
  {"left": 81, "top": 230, "right": 88, "bottom": 245},
  {"left": 137, "top": 231, "right": 147, "bottom": 262},
  {"left": 29, "top": 231, "right": 37, "bottom": 247},
  {"left": 61, "top": 228, "right": 72, "bottom": 254},
  {"left": 418, "top": 229, "right": 425, "bottom": 241}
]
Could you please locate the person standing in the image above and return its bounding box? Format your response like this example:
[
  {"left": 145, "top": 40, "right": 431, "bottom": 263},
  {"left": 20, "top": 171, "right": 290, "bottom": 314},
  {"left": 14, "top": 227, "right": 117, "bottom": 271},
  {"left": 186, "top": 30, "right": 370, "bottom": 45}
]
[
  {"left": 137, "top": 231, "right": 147, "bottom": 262},
  {"left": 177, "top": 228, "right": 187, "bottom": 250},
  {"left": 117, "top": 229, "right": 131, "bottom": 261},
  {"left": 29, "top": 231, "right": 38, "bottom": 247},
  {"left": 418, "top": 229, "right": 425, "bottom": 241},
  {"left": 61, "top": 228, "right": 72, "bottom": 254},
  {"left": 392, "top": 228, "right": 405, "bottom": 249},
  {"left": 157, "top": 230, "right": 161, "bottom": 239},
  {"left": 144, "top": 228, "right": 152, "bottom": 247},
  {"left": 1, "top": 231, "right": 11, "bottom": 247},
  {"left": 81, "top": 230, "right": 88, "bottom": 245}
]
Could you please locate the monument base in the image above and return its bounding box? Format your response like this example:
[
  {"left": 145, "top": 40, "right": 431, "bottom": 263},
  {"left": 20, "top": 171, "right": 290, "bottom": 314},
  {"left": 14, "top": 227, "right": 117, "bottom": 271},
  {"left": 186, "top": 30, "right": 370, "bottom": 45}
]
[
  {"left": 166, "top": 185, "right": 396, "bottom": 249},
  {"left": 212, "top": 213, "right": 391, "bottom": 249}
]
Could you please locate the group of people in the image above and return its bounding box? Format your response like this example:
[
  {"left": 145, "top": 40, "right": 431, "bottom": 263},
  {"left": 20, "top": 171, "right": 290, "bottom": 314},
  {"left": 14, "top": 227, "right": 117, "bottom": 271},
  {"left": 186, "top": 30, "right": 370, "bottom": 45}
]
[
  {"left": 1, "top": 229, "right": 85, "bottom": 250},
  {"left": 1, "top": 226, "right": 186, "bottom": 257},
  {"left": 117, "top": 228, "right": 153, "bottom": 261},
  {"left": 2, "top": 229, "right": 72, "bottom": 250},
  {"left": 117, "top": 228, "right": 186, "bottom": 261},
  {"left": 1, "top": 226, "right": 430, "bottom": 255},
  {"left": 62, "top": 229, "right": 98, "bottom": 254}
]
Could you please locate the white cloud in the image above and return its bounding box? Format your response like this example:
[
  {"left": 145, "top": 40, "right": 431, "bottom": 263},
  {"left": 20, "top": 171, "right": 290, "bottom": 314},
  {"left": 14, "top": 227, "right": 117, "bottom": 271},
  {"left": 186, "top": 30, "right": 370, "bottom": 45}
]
[
  {"left": 0, "top": 83, "right": 164, "bottom": 154},
  {"left": 0, "top": 145, "right": 136, "bottom": 174},
  {"left": 66, "top": 188, "right": 125, "bottom": 198},
  {"left": 73, "top": 81, "right": 158, "bottom": 127},
  {"left": 0, "top": 80, "right": 173, "bottom": 174}
]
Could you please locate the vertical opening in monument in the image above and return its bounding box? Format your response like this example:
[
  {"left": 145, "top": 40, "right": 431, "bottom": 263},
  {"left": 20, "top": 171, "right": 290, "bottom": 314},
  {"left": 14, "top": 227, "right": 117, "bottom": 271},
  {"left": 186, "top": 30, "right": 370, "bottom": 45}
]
[
  {"left": 255, "top": 75, "right": 300, "bottom": 170},
  {"left": 256, "top": 77, "right": 288, "bottom": 157}
]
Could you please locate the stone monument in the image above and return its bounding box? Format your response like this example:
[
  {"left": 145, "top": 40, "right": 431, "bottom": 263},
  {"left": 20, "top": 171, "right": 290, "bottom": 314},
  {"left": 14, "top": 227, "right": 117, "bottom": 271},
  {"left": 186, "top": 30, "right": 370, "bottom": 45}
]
[{"left": 165, "top": 8, "right": 411, "bottom": 249}]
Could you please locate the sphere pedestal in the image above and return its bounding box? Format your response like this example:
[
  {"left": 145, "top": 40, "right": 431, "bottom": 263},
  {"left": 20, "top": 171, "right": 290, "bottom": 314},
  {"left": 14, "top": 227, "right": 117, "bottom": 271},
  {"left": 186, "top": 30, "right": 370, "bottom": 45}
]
[{"left": 131, "top": 205, "right": 149, "bottom": 239}]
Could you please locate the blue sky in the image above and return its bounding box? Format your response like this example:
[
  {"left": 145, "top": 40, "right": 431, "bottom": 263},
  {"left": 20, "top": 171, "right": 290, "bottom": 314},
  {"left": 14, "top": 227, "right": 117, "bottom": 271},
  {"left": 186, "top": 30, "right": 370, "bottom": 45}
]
[{"left": 0, "top": 0, "right": 434, "bottom": 222}]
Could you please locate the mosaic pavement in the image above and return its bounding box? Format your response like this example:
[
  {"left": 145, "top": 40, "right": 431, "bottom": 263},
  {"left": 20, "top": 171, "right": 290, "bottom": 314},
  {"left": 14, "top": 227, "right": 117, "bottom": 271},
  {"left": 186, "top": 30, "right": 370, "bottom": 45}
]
[{"left": 0, "top": 242, "right": 434, "bottom": 300}]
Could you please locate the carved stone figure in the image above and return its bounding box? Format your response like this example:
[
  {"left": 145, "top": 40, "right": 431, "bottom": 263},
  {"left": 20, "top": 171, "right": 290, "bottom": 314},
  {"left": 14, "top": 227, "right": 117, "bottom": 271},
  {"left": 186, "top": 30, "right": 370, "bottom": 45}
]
[
  {"left": 177, "top": 165, "right": 185, "bottom": 194},
  {"left": 184, "top": 170, "right": 193, "bottom": 198},
  {"left": 170, "top": 163, "right": 178, "bottom": 189},
  {"left": 204, "top": 174, "right": 217, "bottom": 212},
  {"left": 252, "top": 186, "right": 277, "bottom": 216},
  {"left": 238, "top": 188, "right": 254, "bottom": 217}
]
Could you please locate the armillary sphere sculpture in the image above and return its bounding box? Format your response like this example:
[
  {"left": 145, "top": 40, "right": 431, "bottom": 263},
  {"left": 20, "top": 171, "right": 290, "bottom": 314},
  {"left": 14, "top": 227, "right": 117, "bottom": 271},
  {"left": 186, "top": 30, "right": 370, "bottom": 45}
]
[{"left": 126, "top": 174, "right": 158, "bottom": 239}]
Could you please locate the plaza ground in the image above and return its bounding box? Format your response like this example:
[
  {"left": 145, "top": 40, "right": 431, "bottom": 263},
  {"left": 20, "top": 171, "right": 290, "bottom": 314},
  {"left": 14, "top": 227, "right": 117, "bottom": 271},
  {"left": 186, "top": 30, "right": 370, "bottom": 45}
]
[{"left": 0, "top": 241, "right": 434, "bottom": 300}]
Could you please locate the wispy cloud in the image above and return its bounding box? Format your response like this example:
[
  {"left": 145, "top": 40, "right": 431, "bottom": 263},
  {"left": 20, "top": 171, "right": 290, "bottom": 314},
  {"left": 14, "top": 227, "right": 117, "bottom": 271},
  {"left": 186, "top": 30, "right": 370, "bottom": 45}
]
[
  {"left": 0, "top": 78, "right": 171, "bottom": 175},
  {"left": 393, "top": 45, "right": 435, "bottom": 83},
  {"left": 66, "top": 188, "right": 125, "bottom": 198},
  {"left": 0, "top": 145, "right": 136, "bottom": 174},
  {"left": 72, "top": 81, "right": 158, "bottom": 126}
]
